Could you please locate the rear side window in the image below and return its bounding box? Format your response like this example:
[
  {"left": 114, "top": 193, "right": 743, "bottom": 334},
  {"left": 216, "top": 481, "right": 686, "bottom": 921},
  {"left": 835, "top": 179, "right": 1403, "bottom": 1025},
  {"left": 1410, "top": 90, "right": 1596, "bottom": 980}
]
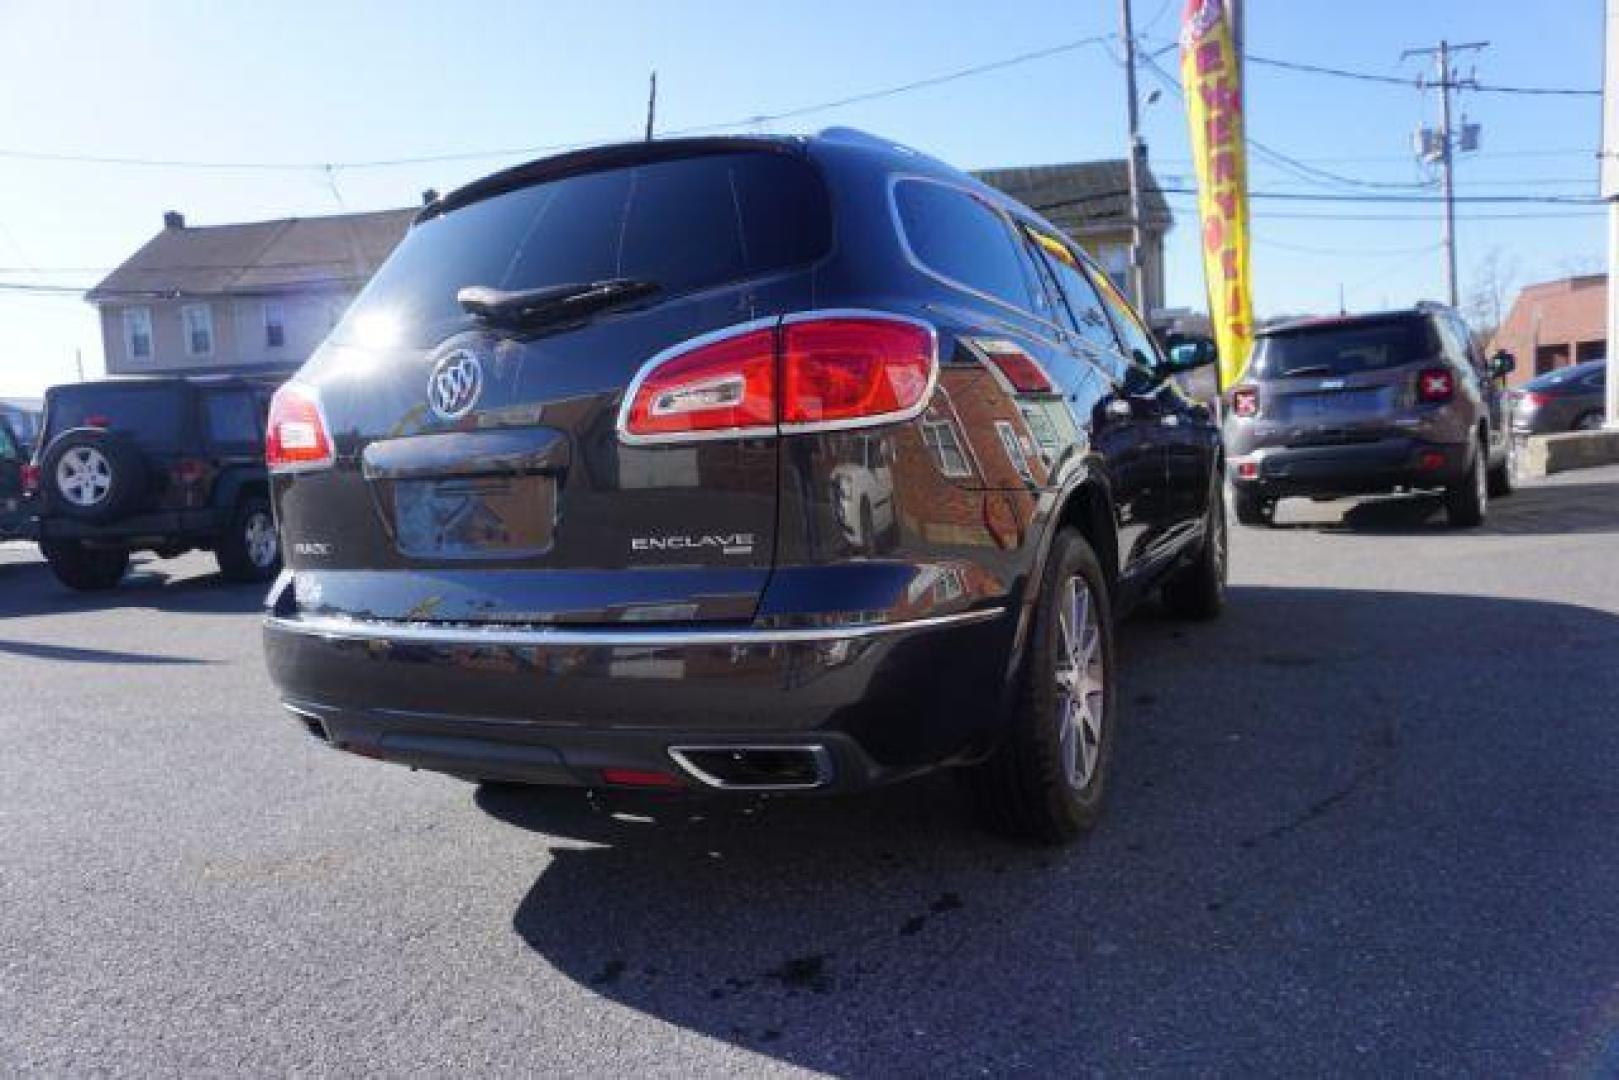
[
  {"left": 45, "top": 386, "right": 184, "bottom": 449},
  {"left": 1253, "top": 317, "right": 1442, "bottom": 379},
  {"left": 202, "top": 390, "right": 261, "bottom": 449},
  {"left": 1019, "top": 224, "right": 1125, "bottom": 378},
  {"left": 0, "top": 422, "right": 16, "bottom": 461},
  {"left": 338, "top": 151, "right": 831, "bottom": 346},
  {"left": 894, "top": 179, "right": 1033, "bottom": 312}
]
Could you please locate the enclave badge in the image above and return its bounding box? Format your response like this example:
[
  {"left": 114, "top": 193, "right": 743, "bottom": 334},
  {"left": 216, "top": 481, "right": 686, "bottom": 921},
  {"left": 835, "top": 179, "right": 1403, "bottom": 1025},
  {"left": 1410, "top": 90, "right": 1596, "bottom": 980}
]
[{"left": 428, "top": 349, "right": 484, "bottom": 420}]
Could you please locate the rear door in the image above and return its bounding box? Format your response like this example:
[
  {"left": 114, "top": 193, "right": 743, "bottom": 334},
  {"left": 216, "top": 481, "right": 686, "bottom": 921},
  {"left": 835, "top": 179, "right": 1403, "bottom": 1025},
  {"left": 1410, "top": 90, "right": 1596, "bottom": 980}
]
[{"left": 273, "top": 145, "right": 831, "bottom": 626}]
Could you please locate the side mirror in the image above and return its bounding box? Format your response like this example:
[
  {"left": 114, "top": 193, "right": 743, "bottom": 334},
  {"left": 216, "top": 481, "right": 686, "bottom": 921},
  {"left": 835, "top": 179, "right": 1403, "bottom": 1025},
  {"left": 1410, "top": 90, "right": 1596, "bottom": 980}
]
[
  {"left": 1161, "top": 335, "right": 1218, "bottom": 376},
  {"left": 1490, "top": 350, "right": 1517, "bottom": 378}
]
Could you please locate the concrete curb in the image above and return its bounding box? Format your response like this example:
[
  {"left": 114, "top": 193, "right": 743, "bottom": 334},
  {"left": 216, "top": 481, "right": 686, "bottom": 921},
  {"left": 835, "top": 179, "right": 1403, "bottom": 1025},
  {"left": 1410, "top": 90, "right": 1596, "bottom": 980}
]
[{"left": 1519, "top": 429, "right": 1619, "bottom": 477}]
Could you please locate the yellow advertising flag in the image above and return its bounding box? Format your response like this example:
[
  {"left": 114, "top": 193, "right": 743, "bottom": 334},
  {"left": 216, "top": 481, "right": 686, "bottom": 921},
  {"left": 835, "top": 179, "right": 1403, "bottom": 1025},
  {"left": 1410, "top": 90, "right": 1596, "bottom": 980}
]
[{"left": 1180, "top": 0, "right": 1254, "bottom": 389}]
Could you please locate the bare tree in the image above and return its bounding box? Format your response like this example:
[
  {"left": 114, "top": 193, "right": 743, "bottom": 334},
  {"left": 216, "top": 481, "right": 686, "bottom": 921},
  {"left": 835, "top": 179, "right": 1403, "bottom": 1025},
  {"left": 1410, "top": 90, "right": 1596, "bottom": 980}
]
[{"left": 1465, "top": 246, "right": 1520, "bottom": 344}]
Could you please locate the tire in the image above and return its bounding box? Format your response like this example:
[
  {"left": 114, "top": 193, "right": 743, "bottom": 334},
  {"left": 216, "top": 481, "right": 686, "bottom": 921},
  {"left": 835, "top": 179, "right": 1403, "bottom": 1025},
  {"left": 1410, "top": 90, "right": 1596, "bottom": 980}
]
[
  {"left": 41, "top": 539, "right": 129, "bottom": 591},
  {"left": 1232, "top": 487, "right": 1274, "bottom": 527},
  {"left": 1574, "top": 410, "right": 1604, "bottom": 432},
  {"left": 40, "top": 428, "right": 146, "bottom": 524},
  {"left": 965, "top": 529, "right": 1116, "bottom": 845},
  {"left": 1487, "top": 432, "right": 1515, "bottom": 498},
  {"left": 1162, "top": 480, "right": 1227, "bottom": 620},
  {"left": 1445, "top": 438, "right": 1488, "bottom": 528},
  {"left": 214, "top": 497, "right": 282, "bottom": 583}
]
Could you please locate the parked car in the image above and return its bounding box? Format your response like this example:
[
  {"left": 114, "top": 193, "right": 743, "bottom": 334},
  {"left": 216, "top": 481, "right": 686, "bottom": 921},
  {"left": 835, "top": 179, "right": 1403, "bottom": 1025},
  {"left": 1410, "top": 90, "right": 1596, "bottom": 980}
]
[
  {"left": 31, "top": 375, "right": 282, "bottom": 590},
  {"left": 261, "top": 129, "right": 1225, "bottom": 843},
  {"left": 0, "top": 399, "right": 42, "bottom": 453},
  {"left": 0, "top": 414, "right": 32, "bottom": 540},
  {"left": 1511, "top": 358, "right": 1607, "bottom": 435},
  {"left": 1224, "top": 305, "right": 1515, "bottom": 528}
]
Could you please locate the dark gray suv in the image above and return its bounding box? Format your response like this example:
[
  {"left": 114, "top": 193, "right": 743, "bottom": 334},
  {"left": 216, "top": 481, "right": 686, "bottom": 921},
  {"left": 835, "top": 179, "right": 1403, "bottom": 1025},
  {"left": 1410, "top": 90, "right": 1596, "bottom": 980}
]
[{"left": 1224, "top": 306, "right": 1515, "bottom": 528}]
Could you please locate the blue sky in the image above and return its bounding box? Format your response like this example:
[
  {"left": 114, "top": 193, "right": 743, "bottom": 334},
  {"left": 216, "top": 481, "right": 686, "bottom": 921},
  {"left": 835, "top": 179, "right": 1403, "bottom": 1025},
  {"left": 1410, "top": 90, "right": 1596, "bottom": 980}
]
[{"left": 0, "top": 0, "right": 1605, "bottom": 396}]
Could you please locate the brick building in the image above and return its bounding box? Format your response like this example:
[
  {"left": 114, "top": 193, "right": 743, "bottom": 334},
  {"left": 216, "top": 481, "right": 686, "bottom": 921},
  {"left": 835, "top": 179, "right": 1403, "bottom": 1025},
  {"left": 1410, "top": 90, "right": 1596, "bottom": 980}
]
[{"left": 1489, "top": 274, "right": 1607, "bottom": 386}]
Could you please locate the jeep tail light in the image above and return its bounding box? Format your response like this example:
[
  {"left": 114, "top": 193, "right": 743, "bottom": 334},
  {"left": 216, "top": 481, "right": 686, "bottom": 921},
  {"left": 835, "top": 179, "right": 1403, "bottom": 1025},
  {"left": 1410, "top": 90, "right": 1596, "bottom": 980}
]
[
  {"left": 1231, "top": 386, "right": 1259, "bottom": 418},
  {"left": 779, "top": 317, "right": 934, "bottom": 426},
  {"left": 977, "top": 342, "right": 1053, "bottom": 393},
  {"left": 266, "top": 382, "right": 334, "bottom": 472},
  {"left": 620, "top": 314, "right": 936, "bottom": 442},
  {"left": 20, "top": 463, "right": 39, "bottom": 494},
  {"left": 1417, "top": 367, "right": 1455, "bottom": 404}
]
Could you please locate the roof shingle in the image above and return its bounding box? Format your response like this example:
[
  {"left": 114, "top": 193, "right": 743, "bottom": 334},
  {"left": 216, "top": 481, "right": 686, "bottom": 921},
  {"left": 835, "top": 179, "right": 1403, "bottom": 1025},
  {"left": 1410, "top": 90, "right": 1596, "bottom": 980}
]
[{"left": 973, "top": 159, "right": 1172, "bottom": 237}]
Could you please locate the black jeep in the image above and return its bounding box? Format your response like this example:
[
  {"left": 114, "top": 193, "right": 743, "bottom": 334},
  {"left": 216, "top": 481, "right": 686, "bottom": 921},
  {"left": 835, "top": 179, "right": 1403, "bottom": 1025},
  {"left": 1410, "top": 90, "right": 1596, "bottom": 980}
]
[{"left": 31, "top": 376, "right": 282, "bottom": 590}]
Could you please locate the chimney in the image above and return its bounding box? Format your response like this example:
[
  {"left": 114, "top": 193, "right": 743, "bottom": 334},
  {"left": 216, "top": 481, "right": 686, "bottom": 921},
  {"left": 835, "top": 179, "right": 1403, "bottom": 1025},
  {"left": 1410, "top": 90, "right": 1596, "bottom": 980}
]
[
  {"left": 163, "top": 210, "right": 185, "bottom": 230},
  {"left": 421, "top": 188, "right": 439, "bottom": 206}
]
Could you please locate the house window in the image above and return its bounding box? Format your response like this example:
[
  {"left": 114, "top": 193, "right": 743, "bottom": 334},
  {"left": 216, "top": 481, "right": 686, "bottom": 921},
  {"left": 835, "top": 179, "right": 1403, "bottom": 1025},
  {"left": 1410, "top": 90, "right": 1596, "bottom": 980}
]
[
  {"left": 264, "top": 302, "right": 286, "bottom": 348},
  {"left": 1095, "top": 243, "right": 1131, "bottom": 298},
  {"left": 921, "top": 418, "right": 972, "bottom": 478},
  {"left": 122, "top": 307, "right": 153, "bottom": 361},
  {"left": 182, "top": 304, "right": 214, "bottom": 357}
]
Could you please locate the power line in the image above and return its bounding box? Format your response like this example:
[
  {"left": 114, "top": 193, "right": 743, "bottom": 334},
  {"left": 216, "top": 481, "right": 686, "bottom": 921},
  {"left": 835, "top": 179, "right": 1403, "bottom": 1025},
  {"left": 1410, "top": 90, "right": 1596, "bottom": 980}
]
[{"left": 0, "top": 35, "right": 1111, "bottom": 174}]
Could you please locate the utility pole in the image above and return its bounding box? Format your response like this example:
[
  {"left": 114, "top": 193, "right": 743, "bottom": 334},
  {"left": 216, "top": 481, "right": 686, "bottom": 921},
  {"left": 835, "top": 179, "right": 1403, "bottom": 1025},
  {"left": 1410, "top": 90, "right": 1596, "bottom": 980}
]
[
  {"left": 644, "top": 71, "right": 657, "bottom": 141},
  {"left": 1119, "top": 0, "right": 1148, "bottom": 312},
  {"left": 1403, "top": 39, "right": 1487, "bottom": 309}
]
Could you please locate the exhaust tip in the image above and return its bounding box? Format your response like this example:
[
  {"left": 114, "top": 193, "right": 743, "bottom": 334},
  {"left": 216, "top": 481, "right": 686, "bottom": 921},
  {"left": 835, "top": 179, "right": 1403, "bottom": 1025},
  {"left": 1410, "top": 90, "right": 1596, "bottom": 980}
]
[
  {"left": 668, "top": 745, "right": 833, "bottom": 791},
  {"left": 283, "top": 703, "right": 330, "bottom": 743}
]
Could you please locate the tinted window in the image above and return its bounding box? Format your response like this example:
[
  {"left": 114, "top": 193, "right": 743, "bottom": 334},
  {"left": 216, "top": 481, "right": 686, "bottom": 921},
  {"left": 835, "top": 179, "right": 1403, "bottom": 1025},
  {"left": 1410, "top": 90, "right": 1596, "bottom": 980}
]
[
  {"left": 45, "top": 385, "right": 185, "bottom": 449},
  {"left": 0, "top": 422, "right": 16, "bottom": 461},
  {"left": 203, "top": 390, "right": 260, "bottom": 448},
  {"left": 1020, "top": 225, "right": 1124, "bottom": 376},
  {"left": 1252, "top": 317, "right": 1442, "bottom": 378},
  {"left": 1089, "top": 262, "right": 1164, "bottom": 379},
  {"left": 894, "top": 180, "right": 1033, "bottom": 311},
  {"left": 339, "top": 151, "right": 831, "bottom": 346}
]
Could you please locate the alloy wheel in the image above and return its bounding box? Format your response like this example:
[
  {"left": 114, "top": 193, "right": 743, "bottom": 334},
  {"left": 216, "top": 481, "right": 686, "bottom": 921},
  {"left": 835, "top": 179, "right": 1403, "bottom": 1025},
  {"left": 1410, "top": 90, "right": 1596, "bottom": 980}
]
[
  {"left": 56, "top": 446, "right": 112, "bottom": 507},
  {"left": 1054, "top": 574, "right": 1106, "bottom": 789},
  {"left": 245, "top": 511, "right": 279, "bottom": 568}
]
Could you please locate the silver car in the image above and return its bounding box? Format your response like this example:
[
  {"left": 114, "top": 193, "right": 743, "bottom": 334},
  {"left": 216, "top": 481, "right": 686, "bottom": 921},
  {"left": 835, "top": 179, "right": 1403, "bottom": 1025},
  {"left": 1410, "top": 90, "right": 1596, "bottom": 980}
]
[{"left": 1224, "top": 305, "right": 1515, "bottom": 528}]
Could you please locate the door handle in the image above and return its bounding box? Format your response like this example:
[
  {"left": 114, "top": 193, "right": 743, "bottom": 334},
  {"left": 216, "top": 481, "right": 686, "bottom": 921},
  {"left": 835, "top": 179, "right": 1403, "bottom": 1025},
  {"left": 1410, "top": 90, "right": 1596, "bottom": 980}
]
[{"left": 1105, "top": 399, "right": 1134, "bottom": 421}]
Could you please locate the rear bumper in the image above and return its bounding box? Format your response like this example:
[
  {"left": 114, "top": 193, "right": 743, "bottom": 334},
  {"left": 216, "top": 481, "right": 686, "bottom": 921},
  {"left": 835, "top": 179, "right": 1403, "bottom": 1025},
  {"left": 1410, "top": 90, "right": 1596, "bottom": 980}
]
[
  {"left": 39, "top": 507, "right": 229, "bottom": 545},
  {"left": 263, "top": 603, "right": 1016, "bottom": 792},
  {"left": 1229, "top": 438, "right": 1468, "bottom": 498}
]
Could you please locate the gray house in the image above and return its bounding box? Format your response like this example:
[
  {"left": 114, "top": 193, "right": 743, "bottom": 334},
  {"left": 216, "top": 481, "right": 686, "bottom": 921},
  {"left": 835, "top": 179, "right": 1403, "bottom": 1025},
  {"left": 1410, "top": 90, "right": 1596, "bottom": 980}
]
[
  {"left": 88, "top": 208, "right": 416, "bottom": 377},
  {"left": 974, "top": 159, "right": 1173, "bottom": 315}
]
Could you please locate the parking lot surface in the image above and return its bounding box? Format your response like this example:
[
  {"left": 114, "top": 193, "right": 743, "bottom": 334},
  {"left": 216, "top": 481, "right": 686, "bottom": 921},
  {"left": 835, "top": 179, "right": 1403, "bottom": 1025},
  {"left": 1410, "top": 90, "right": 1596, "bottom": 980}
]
[{"left": 3, "top": 468, "right": 1618, "bottom": 1076}]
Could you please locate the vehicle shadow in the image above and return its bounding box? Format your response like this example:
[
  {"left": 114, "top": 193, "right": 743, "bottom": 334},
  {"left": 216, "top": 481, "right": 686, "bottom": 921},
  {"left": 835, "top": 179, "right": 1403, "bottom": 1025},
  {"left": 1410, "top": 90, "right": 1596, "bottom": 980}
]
[
  {"left": 0, "top": 552, "right": 267, "bottom": 619},
  {"left": 477, "top": 585, "right": 1619, "bottom": 1074},
  {"left": 1275, "top": 477, "right": 1619, "bottom": 536}
]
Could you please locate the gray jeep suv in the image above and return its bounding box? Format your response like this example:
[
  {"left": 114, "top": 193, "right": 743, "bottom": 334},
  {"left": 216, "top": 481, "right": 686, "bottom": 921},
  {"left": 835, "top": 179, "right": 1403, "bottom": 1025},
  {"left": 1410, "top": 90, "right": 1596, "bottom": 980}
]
[{"left": 1224, "top": 305, "right": 1515, "bottom": 528}]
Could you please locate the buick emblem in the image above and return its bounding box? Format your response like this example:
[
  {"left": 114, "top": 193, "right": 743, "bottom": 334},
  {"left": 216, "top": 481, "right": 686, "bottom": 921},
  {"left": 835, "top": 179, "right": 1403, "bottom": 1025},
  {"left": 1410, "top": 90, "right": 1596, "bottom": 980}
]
[{"left": 428, "top": 349, "right": 483, "bottom": 420}]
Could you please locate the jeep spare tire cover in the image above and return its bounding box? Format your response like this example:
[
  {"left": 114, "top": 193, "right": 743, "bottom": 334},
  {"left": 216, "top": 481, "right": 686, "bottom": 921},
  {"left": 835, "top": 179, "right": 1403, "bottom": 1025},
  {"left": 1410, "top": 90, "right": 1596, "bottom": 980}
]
[{"left": 41, "top": 427, "right": 147, "bottom": 523}]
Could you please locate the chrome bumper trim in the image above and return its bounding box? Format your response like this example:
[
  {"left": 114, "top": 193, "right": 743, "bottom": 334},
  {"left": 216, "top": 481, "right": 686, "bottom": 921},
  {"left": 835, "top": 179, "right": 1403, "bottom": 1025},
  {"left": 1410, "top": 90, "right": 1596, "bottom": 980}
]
[{"left": 265, "top": 606, "right": 1005, "bottom": 648}]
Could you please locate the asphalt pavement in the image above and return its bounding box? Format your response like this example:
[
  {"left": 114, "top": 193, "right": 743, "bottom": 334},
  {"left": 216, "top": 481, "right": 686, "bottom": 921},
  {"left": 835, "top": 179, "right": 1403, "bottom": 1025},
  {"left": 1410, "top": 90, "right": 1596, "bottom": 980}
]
[{"left": 3, "top": 468, "right": 1618, "bottom": 1076}]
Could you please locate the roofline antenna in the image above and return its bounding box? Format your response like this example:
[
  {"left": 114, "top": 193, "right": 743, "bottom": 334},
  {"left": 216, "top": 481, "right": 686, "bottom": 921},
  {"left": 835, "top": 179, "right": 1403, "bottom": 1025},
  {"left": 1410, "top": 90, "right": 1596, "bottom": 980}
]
[{"left": 645, "top": 71, "right": 657, "bottom": 142}]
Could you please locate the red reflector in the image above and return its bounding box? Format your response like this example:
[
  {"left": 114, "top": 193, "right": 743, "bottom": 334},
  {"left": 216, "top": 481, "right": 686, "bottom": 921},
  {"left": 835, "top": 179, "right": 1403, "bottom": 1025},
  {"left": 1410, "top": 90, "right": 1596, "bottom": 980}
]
[
  {"left": 20, "top": 463, "right": 40, "bottom": 493},
  {"left": 1416, "top": 450, "right": 1447, "bottom": 471},
  {"left": 1417, "top": 367, "right": 1455, "bottom": 403},
  {"left": 601, "top": 767, "right": 685, "bottom": 789},
  {"left": 979, "top": 342, "right": 1053, "bottom": 393},
  {"left": 1231, "top": 386, "right": 1259, "bottom": 418},
  {"left": 622, "top": 327, "right": 777, "bottom": 441},
  {"left": 781, "top": 318, "right": 935, "bottom": 427},
  {"left": 266, "top": 383, "right": 334, "bottom": 472},
  {"left": 172, "top": 458, "right": 206, "bottom": 485},
  {"left": 1237, "top": 461, "right": 1259, "bottom": 480}
]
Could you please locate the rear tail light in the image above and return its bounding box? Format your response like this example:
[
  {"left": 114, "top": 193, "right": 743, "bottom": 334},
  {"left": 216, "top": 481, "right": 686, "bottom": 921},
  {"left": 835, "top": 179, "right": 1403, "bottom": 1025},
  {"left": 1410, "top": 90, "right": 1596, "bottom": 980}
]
[
  {"left": 977, "top": 341, "right": 1053, "bottom": 393},
  {"left": 20, "top": 463, "right": 39, "bottom": 494},
  {"left": 1231, "top": 386, "right": 1259, "bottom": 418},
  {"left": 619, "top": 313, "right": 936, "bottom": 443},
  {"left": 172, "top": 458, "right": 207, "bottom": 485},
  {"left": 1521, "top": 391, "right": 1550, "bottom": 408},
  {"left": 1236, "top": 461, "right": 1259, "bottom": 480},
  {"left": 1416, "top": 367, "right": 1455, "bottom": 404},
  {"left": 601, "top": 767, "right": 686, "bottom": 789},
  {"left": 266, "top": 382, "right": 334, "bottom": 473}
]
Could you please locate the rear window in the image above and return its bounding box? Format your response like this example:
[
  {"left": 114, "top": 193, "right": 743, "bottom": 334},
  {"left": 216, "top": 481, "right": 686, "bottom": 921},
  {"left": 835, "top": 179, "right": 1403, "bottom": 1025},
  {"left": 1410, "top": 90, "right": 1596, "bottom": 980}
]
[
  {"left": 45, "top": 385, "right": 185, "bottom": 448},
  {"left": 336, "top": 150, "right": 831, "bottom": 347},
  {"left": 1253, "top": 317, "right": 1442, "bottom": 378},
  {"left": 1525, "top": 363, "right": 1605, "bottom": 391},
  {"left": 202, "top": 390, "right": 261, "bottom": 447}
]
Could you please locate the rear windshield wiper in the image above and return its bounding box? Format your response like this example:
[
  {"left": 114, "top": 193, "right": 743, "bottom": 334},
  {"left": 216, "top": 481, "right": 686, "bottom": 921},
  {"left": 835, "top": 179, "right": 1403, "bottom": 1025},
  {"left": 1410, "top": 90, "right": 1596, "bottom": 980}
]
[
  {"left": 1279, "top": 364, "right": 1337, "bottom": 377},
  {"left": 456, "top": 278, "right": 660, "bottom": 329}
]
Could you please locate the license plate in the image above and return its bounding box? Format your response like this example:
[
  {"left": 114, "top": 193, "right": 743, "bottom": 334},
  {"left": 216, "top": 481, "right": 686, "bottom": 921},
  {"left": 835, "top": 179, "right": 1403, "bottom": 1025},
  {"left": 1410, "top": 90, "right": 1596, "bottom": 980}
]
[
  {"left": 1292, "top": 389, "right": 1378, "bottom": 417},
  {"left": 392, "top": 475, "right": 555, "bottom": 559}
]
